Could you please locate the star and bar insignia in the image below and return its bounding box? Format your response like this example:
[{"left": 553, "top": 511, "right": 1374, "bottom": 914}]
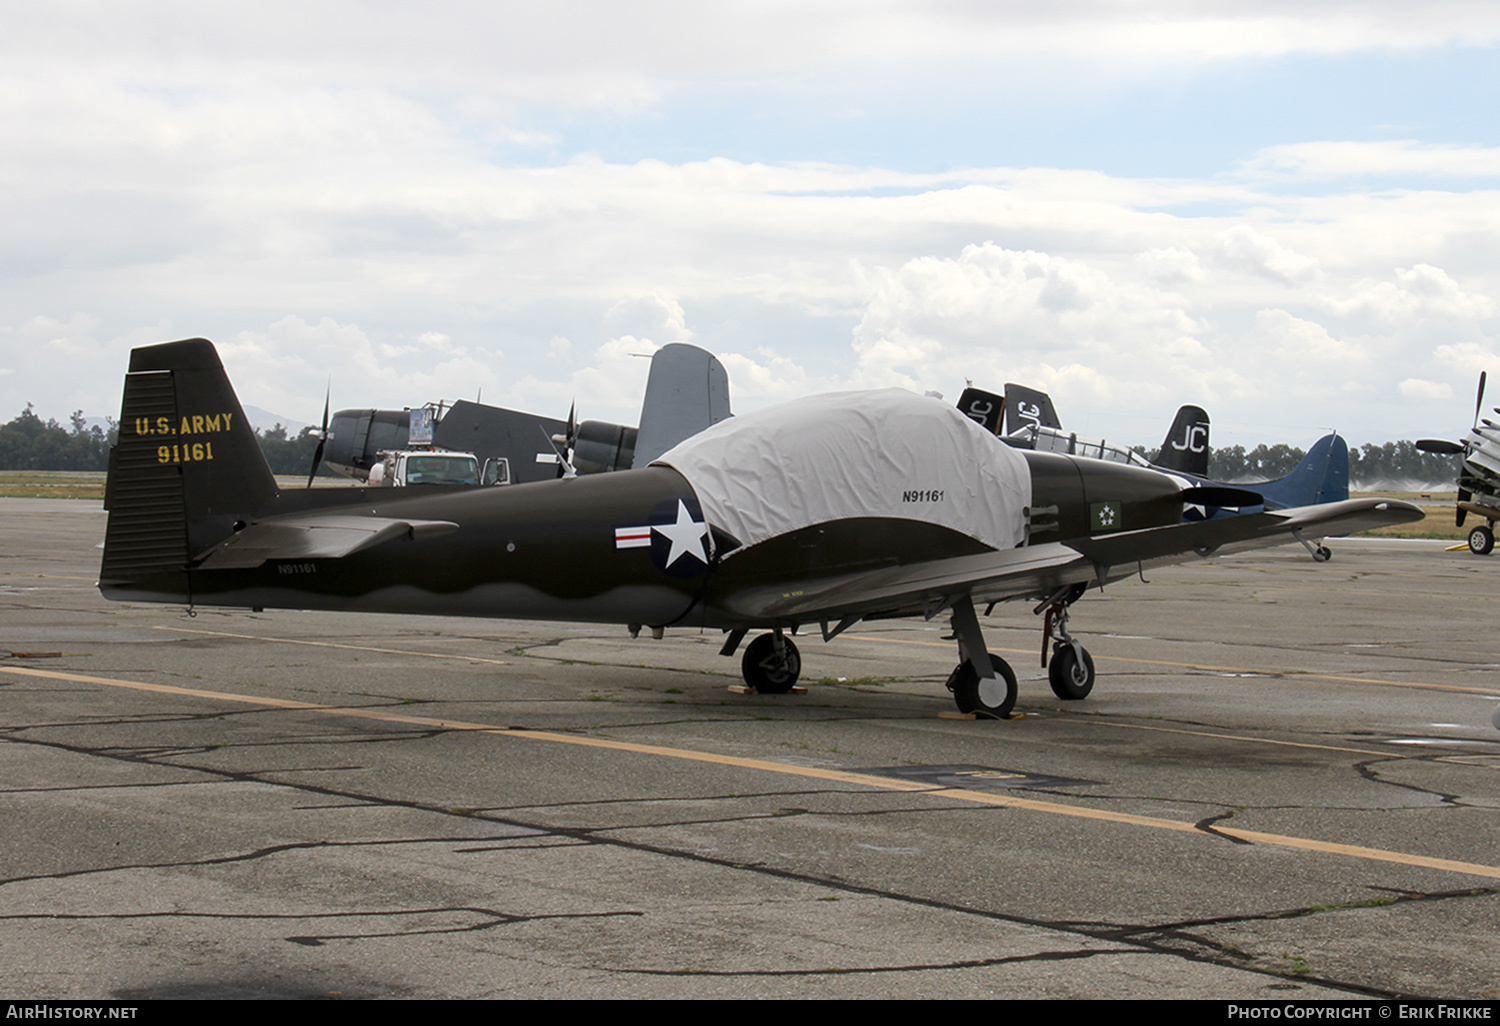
[{"left": 615, "top": 496, "right": 712, "bottom": 577}]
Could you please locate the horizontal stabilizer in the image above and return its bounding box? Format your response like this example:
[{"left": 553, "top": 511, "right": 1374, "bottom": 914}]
[{"left": 194, "top": 514, "right": 459, "bottom": 570}]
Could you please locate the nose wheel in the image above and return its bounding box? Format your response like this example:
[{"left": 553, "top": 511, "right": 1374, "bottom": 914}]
[
  {"left": 1040, "top": 585, "right": 1095, "bottom": 700},
  {"left": 741, "top": 632, "right": 801, "bottom": 693},
  {"left": 1047, "top": 643, "right": 1095, "bottom": 700}
]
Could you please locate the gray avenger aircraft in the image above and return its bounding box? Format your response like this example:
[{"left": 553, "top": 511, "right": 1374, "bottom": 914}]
[
  {"left": 320, "top": 342, "right": 732, "bottom": 484},
  {"left": 101, "top": 339, "right": 1423, "bottom": 716}
]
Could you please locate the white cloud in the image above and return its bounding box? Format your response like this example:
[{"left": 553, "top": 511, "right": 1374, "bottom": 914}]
[
  {"left": 3, "top": 6, "right": 1500, "bottom": 448},
  {"left": 1213, "top": 225, "right": 1322, "bottom": 284},
  {"left": 1433, "top": 342, "right": 1500, "bottom": 376},
  {"left": 1137, "top": 247, "right": 1206, "bottom": 286},
  {"left": 1335, "top": 265, "right": 1498, "bottom": 322},
  {"left": 1243, "top": 141, "right": 1500, "bottom": 180},
  {"left": 1399, "top": 378, "right": 1453, "bottom": 400}
]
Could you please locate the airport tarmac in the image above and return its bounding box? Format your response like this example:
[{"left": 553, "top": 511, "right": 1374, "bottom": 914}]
[{"left": 2, "top": 497, "right": 1498, "bottom": 999}]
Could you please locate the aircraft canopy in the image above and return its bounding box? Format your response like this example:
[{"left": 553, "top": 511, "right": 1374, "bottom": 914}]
[{"left": 654, "top": 388, "right": 1032, "bottom": 555}]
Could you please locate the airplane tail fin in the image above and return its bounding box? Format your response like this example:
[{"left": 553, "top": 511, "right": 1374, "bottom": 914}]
[
  {"left": 101, "top": 339, "right": 278, "bottom": 587},
  {"left": 1257, "top": 433, "right": 1349, "bottom": 509},
  {"left": 956, "top": 387, "right": 1005, "bottom": 435},
  {"left": 1154, "top": 405, "right": 1211, "bottom": 477},
  {"left": 631, "top": 343, "right": 732, "bottom": 468},
  {"left": 1003, "top": 383, "right": 1060, "bottom": 435}
]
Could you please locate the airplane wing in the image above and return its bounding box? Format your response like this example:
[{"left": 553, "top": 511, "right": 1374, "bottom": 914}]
[
  {"left": 193, "top": 514, "right": 459, "bottom": 570},
  {"left": 726, "top": 497, "right": 1422, "bottom": 624}
]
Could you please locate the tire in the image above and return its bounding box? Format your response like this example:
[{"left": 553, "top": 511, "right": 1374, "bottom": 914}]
[
  {"left": 1047, "top": 644, "right": 1095, "bottom": 700},
  {"left": 951, "top": 654, "right": 1018, "bottom": 718},
  {"left": 1469, "top": 524, "right": 1495, "bottom": 556},
  {"left": 1313, "top": 545, "right": 1332, "bottom": 563},
  {"left": 741, "top": 633, "right": 801, "bottom": 693}
]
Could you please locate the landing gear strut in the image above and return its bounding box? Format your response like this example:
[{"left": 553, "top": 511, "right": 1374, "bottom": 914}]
[
  {"left": 741, "top": 631, "right": 801, "bottom": 693},
  {"left": 945, "top": 596, "right": 1017, "bottom": 718},
  {"left": 1039, "top": 584, "right": 1095, "bottom": 700}
]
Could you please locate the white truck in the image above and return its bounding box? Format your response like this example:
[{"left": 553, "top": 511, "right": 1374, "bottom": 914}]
[{"left": 368, "top": 450, "right": 511, "bottom": 488}]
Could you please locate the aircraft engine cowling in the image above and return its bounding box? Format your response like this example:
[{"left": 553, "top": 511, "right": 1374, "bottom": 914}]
[
  {"left": 324, "top": 408, "right": 409, "bottom": 479},
  {"left": 573, "top": 420, "right": 639, "bottom": 476}
]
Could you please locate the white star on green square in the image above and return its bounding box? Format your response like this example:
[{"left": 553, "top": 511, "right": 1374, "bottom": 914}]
[{"left": 1090, "top": 501, "right": 1121, "bottom": 532}]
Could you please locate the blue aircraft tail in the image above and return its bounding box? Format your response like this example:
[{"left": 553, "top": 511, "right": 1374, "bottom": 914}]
[{"left": 1256, "top": 434, "right": 1349, "bottom": 509}]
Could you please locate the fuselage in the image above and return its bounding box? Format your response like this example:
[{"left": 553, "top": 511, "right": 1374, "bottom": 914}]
[{"left": 102, "top": 452, "right": 1188, "bottom": 631}]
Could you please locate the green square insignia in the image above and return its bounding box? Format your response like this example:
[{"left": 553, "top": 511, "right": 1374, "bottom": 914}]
[{"left": 1090, "top": 500, "right": 1121, "bottom": 532}]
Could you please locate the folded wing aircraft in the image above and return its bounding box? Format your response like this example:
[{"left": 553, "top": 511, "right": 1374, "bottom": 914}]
[
  {"left": 1417, "top": 371, "right": 1500, "bottom": 555},
  {"left": 101, "top": 340, "right": 1421, "bottom": 717}
]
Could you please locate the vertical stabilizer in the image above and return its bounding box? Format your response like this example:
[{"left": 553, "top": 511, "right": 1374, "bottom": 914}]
[
  {"left": 631, "top": 343, "right": 732, "bottom": 469},
  {"left": 1003, "top": 384, "right": 1060, "bottom": 435},
  {"left": 1154, "top": 405, "right": 1211, "bottom": 477},
  {"left": 1257, "top": 434, "right": 1349, "bottom": 509},
  {"left": 101, "top": 339, "right": 278, "bottom": 584},
  {"left": 956, "top": 387, "right": 1004, "bottom": 435}
]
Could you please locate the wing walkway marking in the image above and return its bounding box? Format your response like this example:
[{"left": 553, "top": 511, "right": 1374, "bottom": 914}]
[
  {"left": 845, "top": 634, "right": 1500, "bottom": 697},
  {"left": 4, "top": 664, "right": 1500, "bottom": 883}
]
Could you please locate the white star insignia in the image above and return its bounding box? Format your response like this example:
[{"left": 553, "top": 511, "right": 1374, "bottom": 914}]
[{"left": 652, "top": 499, "right": 709, "bottom": 568}]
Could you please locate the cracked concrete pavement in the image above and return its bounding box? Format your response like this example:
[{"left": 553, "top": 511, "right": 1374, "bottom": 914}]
[{"left": 2, "top": 498, "right": 1498, "bottom": 998}]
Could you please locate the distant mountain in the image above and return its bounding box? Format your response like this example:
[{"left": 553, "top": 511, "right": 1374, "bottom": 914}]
[{"left": 244, "top": 405, "right": 310, "bottom": 436}]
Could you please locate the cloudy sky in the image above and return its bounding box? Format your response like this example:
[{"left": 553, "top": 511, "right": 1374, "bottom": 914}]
[{"left": 3, "top": 1, "right": 1498, "bottom": 447}]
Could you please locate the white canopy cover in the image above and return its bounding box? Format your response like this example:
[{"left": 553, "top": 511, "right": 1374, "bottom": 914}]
[{"left": 654, "top": 388, "right": 1033, "bottom": 555}]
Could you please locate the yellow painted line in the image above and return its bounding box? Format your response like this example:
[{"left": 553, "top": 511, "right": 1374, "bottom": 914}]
[
  {"left": 150, "top": 625, "right": 509, "bottom": 666},
  {"left": 5, "top": 663, "right": 1500, "bottom": 882},
  {"left": 844, "top": 635, "right": 1499, "bottom": 696}
]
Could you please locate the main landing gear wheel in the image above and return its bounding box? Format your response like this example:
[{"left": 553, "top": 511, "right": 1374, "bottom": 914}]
[
  {"left": 741, "top": 633, "right": 801, "bottom": 693},
  {"left": 1469, "top": 524, "right": 1495, "bottom": 556},
  {"left": 948, "top": 654, "right": 1018, "bottom": 718},
  {"left": 1312, "top": 545, "right": 1332, "bottom": 563},
  {"left": 1047, "top": 644, "right": 1095, "bottom": 700}
]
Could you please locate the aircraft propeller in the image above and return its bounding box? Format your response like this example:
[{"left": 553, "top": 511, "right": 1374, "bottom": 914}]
[
  {"left": 1416, "top": 371, "right": 1488, "bottom": 457},
  {"left": 306, "top": 384, "right": 330, "bottom": 488},
  {"left": 549, "top": 401, "right": 579, "bottom": 479}
]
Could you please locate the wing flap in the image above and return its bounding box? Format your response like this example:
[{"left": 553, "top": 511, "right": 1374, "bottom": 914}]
[{"left": 193, "top": 514, "right": 459, "bottom": 569}]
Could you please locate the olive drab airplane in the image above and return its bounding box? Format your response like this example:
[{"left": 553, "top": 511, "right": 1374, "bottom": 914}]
[{"left": 100, "top": 340, "right": 1423, "bottom": 718}]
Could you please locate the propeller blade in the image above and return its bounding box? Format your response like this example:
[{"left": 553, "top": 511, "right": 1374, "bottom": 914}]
[
  {"left": 1416, "top": 438, "right": 1466, "bottom": 455},
  {"left": 306, "top": 438, "right": 326, "bottom": 489},
  {"left": 307, "top": 382, "right": 331, "bottom": 488},
  {"left": 1475, "top": 371, "right": 1488, "bottom": 429}
]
